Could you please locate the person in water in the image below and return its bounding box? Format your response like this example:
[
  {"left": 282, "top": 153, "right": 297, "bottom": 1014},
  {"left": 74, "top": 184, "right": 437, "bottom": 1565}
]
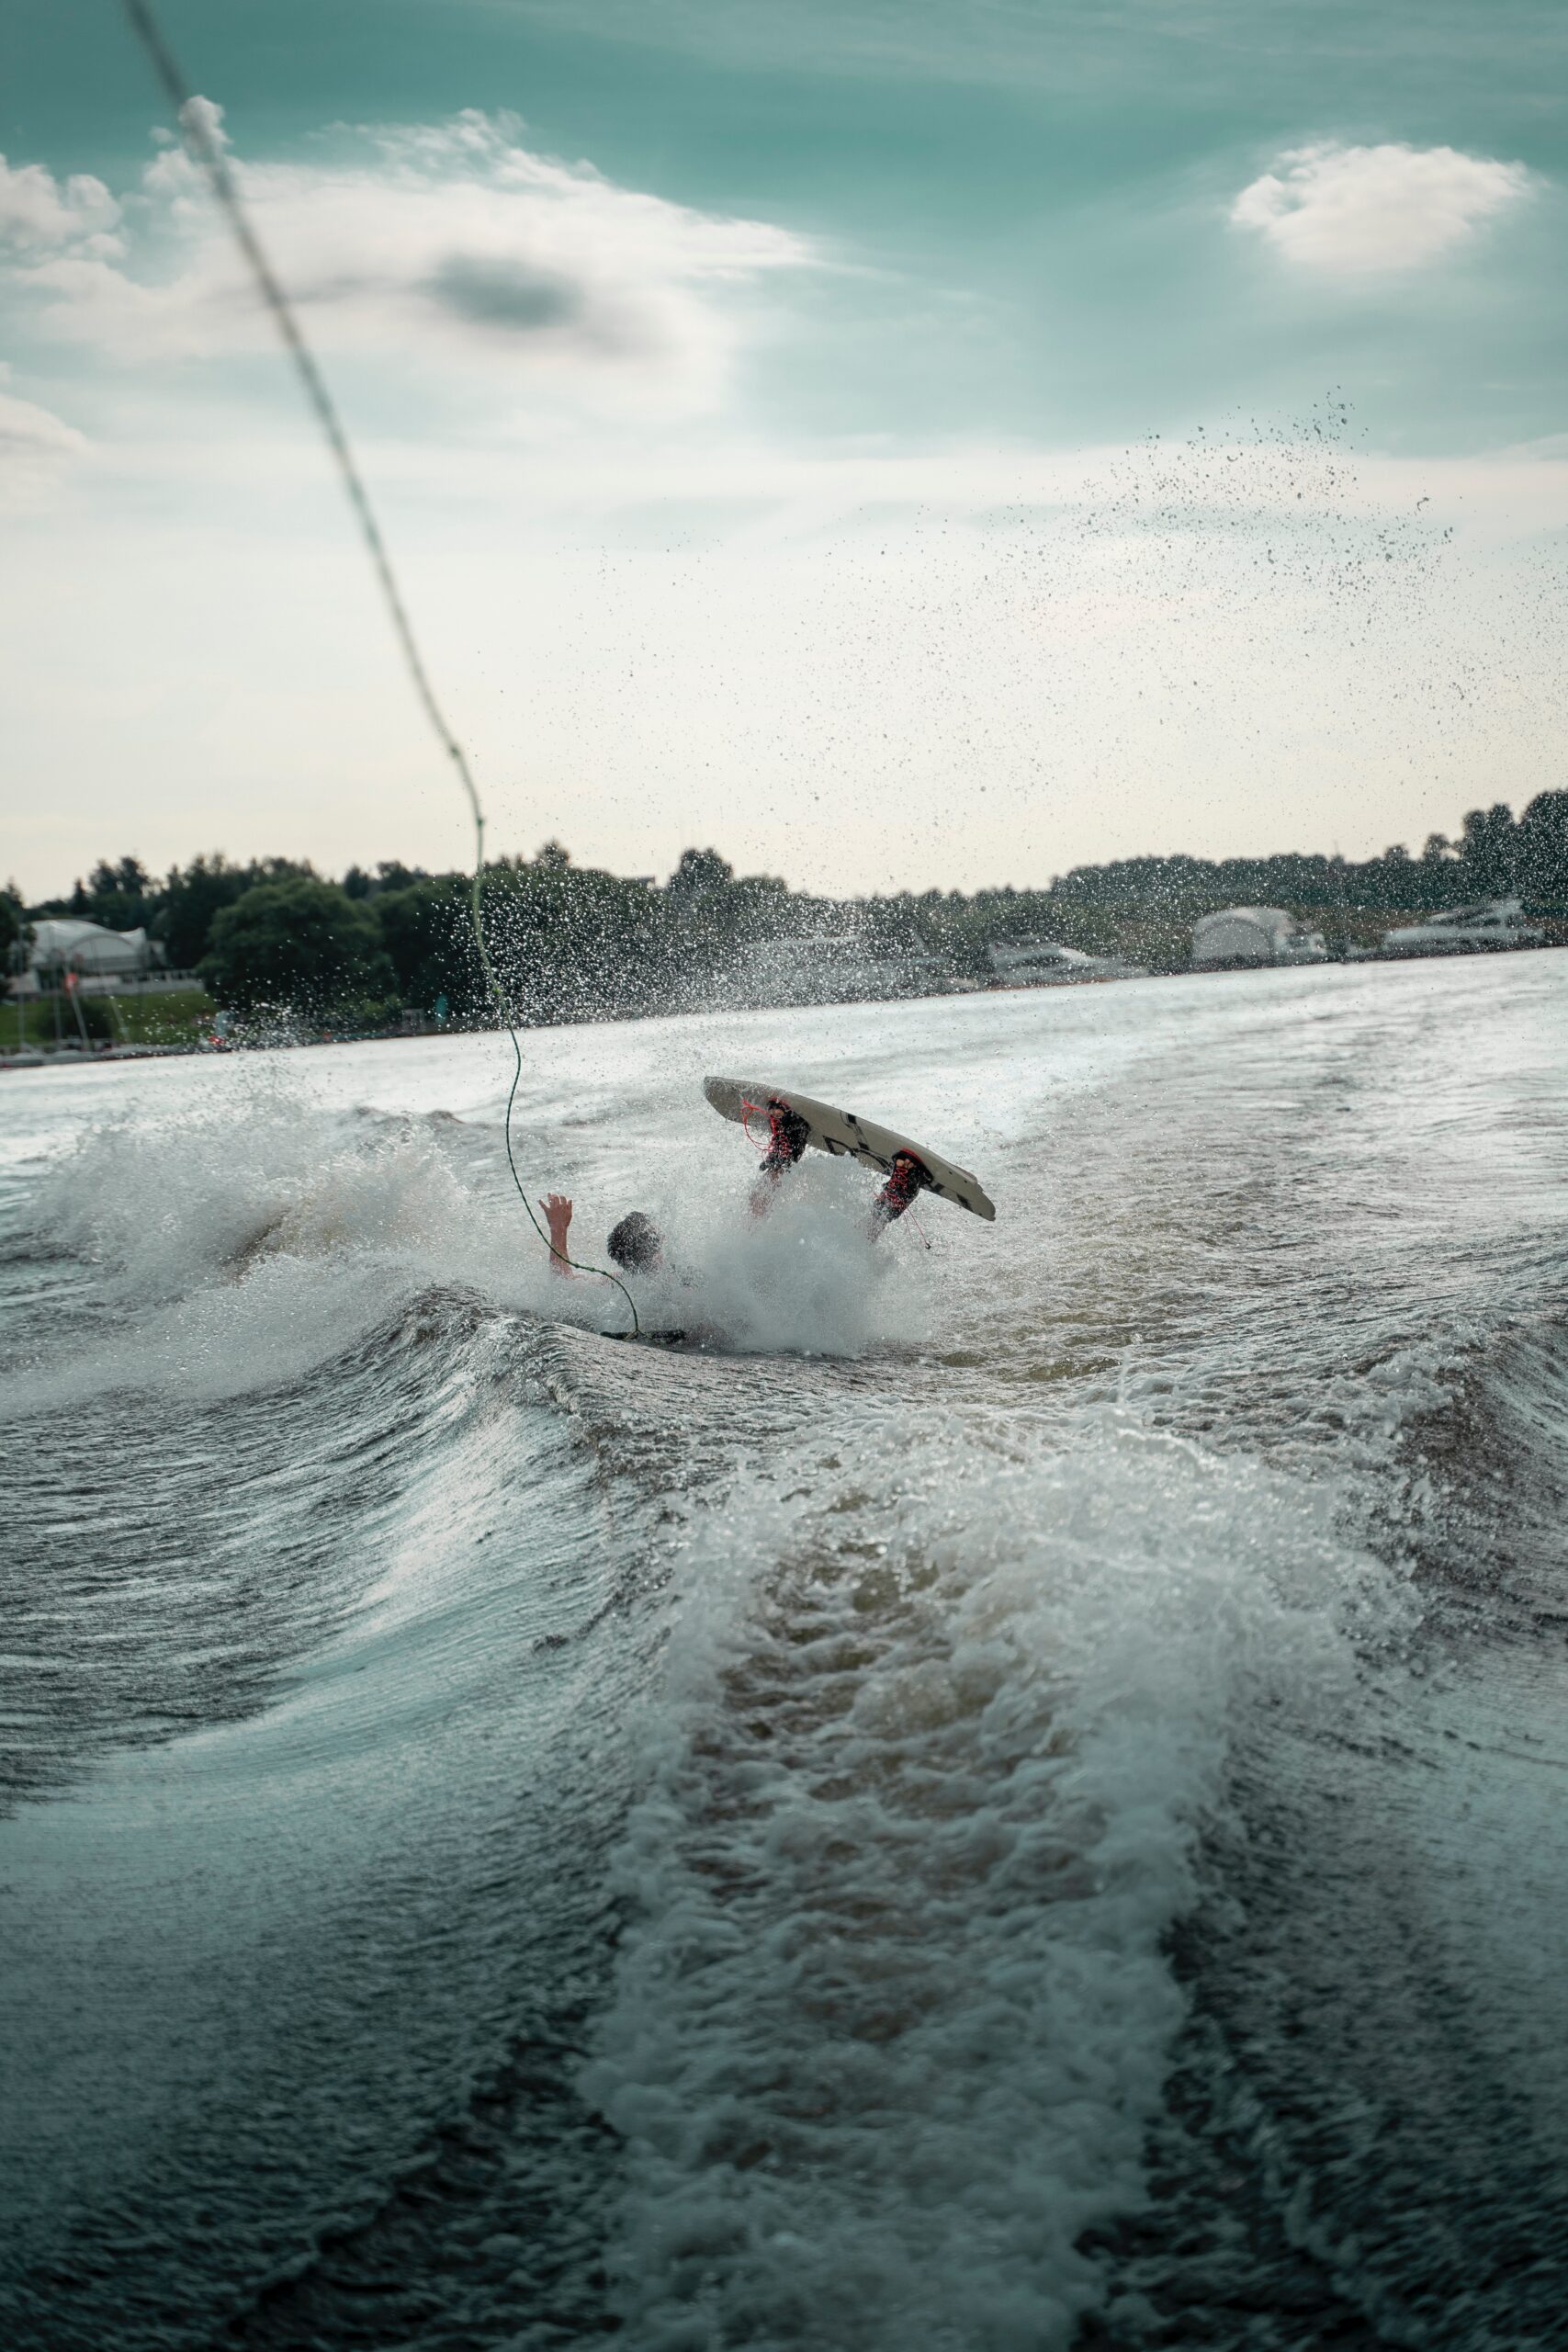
[
  {"left": 540, "top": 1097, "right": 932, "bottom": 1278},
  {"left": 537, "top": 1195, "right": 663, "bottom": 1278}
]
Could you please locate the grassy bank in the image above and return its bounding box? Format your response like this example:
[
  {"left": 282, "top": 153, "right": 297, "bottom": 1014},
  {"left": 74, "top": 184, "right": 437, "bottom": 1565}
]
[{"left": 6, "top": 988, "right": 217, "bottom": 1051}]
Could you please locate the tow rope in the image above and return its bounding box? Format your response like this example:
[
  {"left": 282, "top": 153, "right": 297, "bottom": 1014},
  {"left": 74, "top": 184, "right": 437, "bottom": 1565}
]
[{"left": 119, "top": 0, "right": 639, "bottom": 1335}]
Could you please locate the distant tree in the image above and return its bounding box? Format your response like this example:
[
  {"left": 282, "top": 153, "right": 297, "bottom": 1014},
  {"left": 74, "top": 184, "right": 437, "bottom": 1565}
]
[
  {"left": 482, "top": 853, "right": 673, "bottom": 1023},
  {"left": 28, "top": 855, "right": 161, "bottom": 932},
  {"left": 375, "top": 877, "right": 480, "bottom": 1016},
  {"left": 79, "top": 855, "right": 157, "bottom": 931},
  {"left": 667, "top": 847, "right": 734, "bottom": 900},
  {"left": 157, "top": 855, "right": 312, "bottom": 971},
  {"left": 343, "top": 860, "right": 433, "bottom": 899},
  {"left": 1458, "top": 803, "right": 1518, "bottom": 898},
  {"left": 1516, "top": 790, "right": 1568, "bottom": 903},
  {"left": 201, "top": 876, "right": 396, "bottom": 1018},
  {"left": 0, "top": 880, "right": 25, "bottom": 990}
]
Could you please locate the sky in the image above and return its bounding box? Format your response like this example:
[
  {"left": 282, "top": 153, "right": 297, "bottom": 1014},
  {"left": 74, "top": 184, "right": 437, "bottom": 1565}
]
[{"left": 2, "top": 0, "right": 1565, "bottom": 899}]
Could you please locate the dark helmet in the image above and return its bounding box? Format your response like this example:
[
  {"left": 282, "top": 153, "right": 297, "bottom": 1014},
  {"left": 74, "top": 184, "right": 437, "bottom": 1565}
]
[{"left": 607, "top": 1211, "right": 662, "bottom": 1272}]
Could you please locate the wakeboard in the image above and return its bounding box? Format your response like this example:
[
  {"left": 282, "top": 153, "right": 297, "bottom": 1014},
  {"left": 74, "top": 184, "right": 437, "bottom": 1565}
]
[{"left": 703, "top": 1077, "right": 996, "bottom": 1221}]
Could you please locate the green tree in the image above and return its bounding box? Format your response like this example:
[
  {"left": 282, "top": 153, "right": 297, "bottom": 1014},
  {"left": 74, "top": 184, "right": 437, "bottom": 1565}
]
[
  {"left": 483, "top": 854, "right": 669, "bottom": 1023},
  {"left": 667, "top": 846, "right": 734, "bottom": 901},
  {"left": 157, "top": 854, "right": 312, "bottom": 971},
  {"left": 1516, "top": 790, "right": 1568, "bottom": 904},
  {"left": 1458, "top": 803, "right": 1518, "bottom": 898},
  {"left": 80, "top": 855, "right": 156, "bottom": 931},
  {"left": 375, "top": 876, "right": 480, "bottom": 1016},
  {"left": 374, "top": 859, "right": 430, "bottom": 893},
  {"left": 343, "top": 860, "right": 431, "bottom": 899},
  {"left": 201, "top": 876, "right": 396, "bottom": 1020},
  {"left": 1, "top": 880, "right": 26, "bottom": 994}
]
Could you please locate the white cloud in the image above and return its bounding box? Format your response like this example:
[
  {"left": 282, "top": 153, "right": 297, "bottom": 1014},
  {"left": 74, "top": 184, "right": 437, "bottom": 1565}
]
[
  {"left": 0, "top": 153, "right": 121, "bottom": 256},
  {"left": 1231, "top": 141, "right": 1530, "bottom": 275},
  {"left": 0, "top": 384, "right": 87, "bottom": 506},
  {"left": 2, "top": 107, "right": 815, "bottom": 416}
]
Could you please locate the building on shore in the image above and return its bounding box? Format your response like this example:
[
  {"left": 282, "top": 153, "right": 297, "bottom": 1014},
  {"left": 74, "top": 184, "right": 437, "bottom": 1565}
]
[
  {"left": 1377, "top": 899, "right": 1544, "bottom": 956},
  {"left": 1190, "top": 908, "right": 1327, "bottom": 970},
  {"left": 12, "top": 919, "right": 191, "bottom": 997},
  {"left": 987, "top": 937, "right": 1148, "bottom": 986}
]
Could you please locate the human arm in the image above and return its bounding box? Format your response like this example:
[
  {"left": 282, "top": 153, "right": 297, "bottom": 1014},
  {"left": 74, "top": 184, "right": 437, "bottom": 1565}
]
[{"left": 539, "top": 1193, "right": 577, "bottom": 1275}]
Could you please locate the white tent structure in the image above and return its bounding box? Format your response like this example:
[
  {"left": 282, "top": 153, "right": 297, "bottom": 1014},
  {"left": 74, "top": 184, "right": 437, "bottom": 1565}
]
[
  {"left": 16, "top": 919, "right": 164, "bottom": 996},
  {"left": 1191, "top": 908, "right": 1326, "bottom": 969}
]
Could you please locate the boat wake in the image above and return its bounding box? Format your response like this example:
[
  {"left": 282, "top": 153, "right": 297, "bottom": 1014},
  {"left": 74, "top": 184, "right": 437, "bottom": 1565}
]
[{"left": 3, "top": 969, "right": 1566, "bottom": 2349}]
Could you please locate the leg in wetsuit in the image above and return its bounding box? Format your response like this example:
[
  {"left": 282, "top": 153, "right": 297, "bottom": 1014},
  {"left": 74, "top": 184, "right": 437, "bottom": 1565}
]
[
  {"left": 750, "top": 1098, "right": 811, "bottom": 1213},
  {"left": 871, "top": 1148, "right": 934, "bottom": 1236},
  {"left": 750, "top": 1102, "right": 933, "bottom": 1239}
]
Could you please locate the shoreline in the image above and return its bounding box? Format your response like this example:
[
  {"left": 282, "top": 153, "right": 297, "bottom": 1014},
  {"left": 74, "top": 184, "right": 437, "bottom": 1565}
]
[{"left": 6, "top": 938, "right": 1563, "bottom": 1076}]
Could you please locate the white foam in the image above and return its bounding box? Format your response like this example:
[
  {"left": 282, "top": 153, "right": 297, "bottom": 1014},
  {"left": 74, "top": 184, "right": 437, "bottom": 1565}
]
[
  {"left": 626, "top": 1156, "right": 935, "bottom": 1357},
  {"left": 583, "top": 1411, "right": 1409, "bottom": 2349},
  {"left": 6, "top": 1076, "right": 938, "bottom": 1413}
]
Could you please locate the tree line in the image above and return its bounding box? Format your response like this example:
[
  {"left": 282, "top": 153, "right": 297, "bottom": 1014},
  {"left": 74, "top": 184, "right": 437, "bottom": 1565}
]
[
  {"left": 1048, "top": 796, "right": 1568, "bottom": 914},
  {"left": 6, "top": 789, "right": 1564, "bottom": 1028}
]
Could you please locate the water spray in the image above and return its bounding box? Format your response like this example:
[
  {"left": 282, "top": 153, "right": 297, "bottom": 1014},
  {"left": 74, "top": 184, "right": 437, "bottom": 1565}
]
[{"left": 118, "top": 0, "right": 639, "bottom": 1336}]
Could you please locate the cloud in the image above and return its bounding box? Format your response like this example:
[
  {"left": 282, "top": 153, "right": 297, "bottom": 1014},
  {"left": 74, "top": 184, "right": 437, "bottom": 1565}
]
[
  {"left": 1, "top": 107, "right": 816, "bottom": 416},
  {"left": 0, "top": 382, "right": 88, "bottom": 505},
  {"left": 0, "top": 153, "right": 121, "bottom": 256},
  {"left": 1231, "top": 141, "right": 1531, "bottom": 274},
  {"left": 425, "top": 255, "right": 590, "bottom": 337}
]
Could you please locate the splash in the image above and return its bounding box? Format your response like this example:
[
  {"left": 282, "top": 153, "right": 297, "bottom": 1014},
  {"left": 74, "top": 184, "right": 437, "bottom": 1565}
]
[{"left": 6, "top": 1072, "right": 936, "bottom": 1413}]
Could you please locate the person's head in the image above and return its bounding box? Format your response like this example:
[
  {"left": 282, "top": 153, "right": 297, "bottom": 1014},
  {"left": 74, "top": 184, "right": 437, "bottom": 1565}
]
[{"left": 607, "top": 1210, "right": 663, "bottom": 1272}]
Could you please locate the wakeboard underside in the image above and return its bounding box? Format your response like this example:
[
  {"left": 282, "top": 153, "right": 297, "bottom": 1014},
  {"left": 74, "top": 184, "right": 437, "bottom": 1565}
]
[{"left": 703, "top": 1076, "right": 996, "bottom": 1221}]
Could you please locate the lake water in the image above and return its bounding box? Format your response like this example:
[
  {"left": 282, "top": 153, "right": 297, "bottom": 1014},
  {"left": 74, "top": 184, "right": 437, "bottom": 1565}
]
[{"left": 3, "top": 952, "right": 1566, "bottom": 2350}]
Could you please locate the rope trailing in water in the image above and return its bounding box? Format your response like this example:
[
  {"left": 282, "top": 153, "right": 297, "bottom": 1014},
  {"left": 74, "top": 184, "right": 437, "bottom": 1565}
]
[{"left": 118, "top": 0, "right": 638, "bottom": 1333}]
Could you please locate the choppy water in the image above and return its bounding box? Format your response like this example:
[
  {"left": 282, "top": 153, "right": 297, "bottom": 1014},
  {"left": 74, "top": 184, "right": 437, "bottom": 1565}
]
[{"left": 2, "top": 955, "right": 1566, "bottom": 2351}]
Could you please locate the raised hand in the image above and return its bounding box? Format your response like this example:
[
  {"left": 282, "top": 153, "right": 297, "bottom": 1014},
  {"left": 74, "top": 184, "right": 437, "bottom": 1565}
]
[{"left": 538, "top": 1192, "right": 574, "bottom": 1272}]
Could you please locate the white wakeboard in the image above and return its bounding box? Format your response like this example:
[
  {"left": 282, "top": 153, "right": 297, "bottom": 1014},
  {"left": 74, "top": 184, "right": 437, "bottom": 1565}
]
[{"left": 703, "top": 1076, "right": 996, "bottom": 1222}]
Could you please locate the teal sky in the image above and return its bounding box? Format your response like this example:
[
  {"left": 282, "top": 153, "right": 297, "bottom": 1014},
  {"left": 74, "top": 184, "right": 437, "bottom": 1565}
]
[{"left": 3, "top": 0, "right": 1565, "bottom": 896}]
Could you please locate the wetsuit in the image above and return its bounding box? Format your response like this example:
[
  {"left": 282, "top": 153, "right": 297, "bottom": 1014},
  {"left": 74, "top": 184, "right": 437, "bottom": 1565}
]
[
  {"left": 755, "top": 1101, "right": 932, "bottom": 1236},
  {"left": 872, "top": 1149, "right": 935, "bottom": 1230},
  {"left": 756, "top": 1100, "right": 811, "bottom": 1184}
]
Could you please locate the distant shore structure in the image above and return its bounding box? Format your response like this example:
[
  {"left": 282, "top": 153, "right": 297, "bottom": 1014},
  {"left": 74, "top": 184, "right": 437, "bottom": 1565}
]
[
  {"left": 1377, "top": 899, "right": 1544, "bottom": 956},
  {"left": 1190, "top": 908, "right": 1328, "bottom": 970},
  {"left": 987, "top": 938, "right": 1149, "bottom": 986},
  {"left": 12, "top": 919, "right": 196, "bottom": 998}
]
